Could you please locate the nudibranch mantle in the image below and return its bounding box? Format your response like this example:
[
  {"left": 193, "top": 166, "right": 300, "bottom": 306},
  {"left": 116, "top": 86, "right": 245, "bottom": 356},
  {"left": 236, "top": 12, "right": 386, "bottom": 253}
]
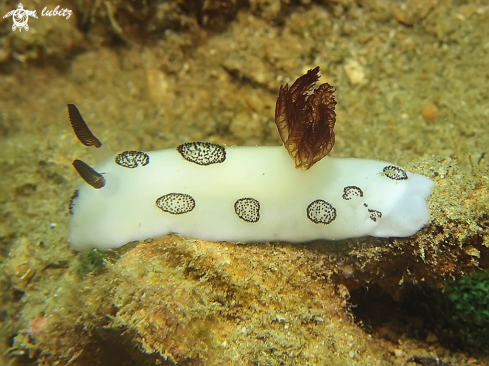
[{"left": 68, "top": 67, "right": 434, "bottom": 251}]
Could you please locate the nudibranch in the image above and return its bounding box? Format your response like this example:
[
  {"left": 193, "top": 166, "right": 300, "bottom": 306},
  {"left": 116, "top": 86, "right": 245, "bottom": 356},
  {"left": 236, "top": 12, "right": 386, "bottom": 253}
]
[{"left": 68, "top": 67, "right": 434, "bottom": 251}]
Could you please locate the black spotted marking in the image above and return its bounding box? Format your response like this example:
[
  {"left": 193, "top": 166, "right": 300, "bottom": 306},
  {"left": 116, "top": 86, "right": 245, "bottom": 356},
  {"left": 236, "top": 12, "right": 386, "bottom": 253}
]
[
  {"left": 156, "top": 193, "right": 195, "bottom": 215},
  {"left": 368, "top": 209, "right": 382, "bottom": 222},
  {"left": 342, "top": 186, "right": 363, "bottom": 200},
  {"left": 234, "top": 198, "right": 260, "bottom": 223},
  {"left": 307, "top": 200, "right": 337, "bottom": 224},
  {"left": 68, "top": 190, "right": 79, "bottom": 215},
  {"left": 382, "top": 165, "right": 408, "bottom": 180},
  {"left": 177, "top": 142, "right": 226, "bottom": 166},
  {"left": 115, "top": 151, "right": 150, "bottom": 168}
]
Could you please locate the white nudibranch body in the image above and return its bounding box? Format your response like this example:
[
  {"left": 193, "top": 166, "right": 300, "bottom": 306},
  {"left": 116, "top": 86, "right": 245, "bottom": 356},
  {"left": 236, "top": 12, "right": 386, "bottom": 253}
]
[
  {"left": 69, "top": 145, "right": 434, "bottom": 251},
  {"left": 67, "top": 67, "right": 434, "bottom": 251}
]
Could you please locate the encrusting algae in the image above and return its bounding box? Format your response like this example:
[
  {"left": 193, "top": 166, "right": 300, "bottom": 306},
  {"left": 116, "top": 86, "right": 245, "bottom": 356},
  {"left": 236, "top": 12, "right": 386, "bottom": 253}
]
[{"left": 5, "top": 236, "right": 382, "bottom": 366}]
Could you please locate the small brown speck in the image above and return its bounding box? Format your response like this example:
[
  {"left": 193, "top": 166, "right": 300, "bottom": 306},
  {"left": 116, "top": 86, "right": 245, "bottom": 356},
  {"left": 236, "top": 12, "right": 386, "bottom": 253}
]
[{"left": 421, "top": 101, "right": 440, "bottom": 122}]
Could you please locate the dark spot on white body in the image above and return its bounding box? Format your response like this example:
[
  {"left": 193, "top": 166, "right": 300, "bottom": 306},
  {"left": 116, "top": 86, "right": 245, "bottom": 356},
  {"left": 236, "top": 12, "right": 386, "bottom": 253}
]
[
  {"left": 68, "top": 190, "right": 79, "bottom": 215},
  {"left": 342, "top": 186, "right": 363, "bottom": 200},
  {"left": 368, "top": 209, "right": 382, "bottom": 222},
  {"left": 115, "top": 151, "right": 150, "bottom": 168},
  {"left": 156, "top": 193, "right": 195, "bottom": 215},
  {"left": 177, "top": 142, "right": 226, "bottom": 165},
  {"left": 383, "top": 165, "right": 408, "bottom": 180},
  {"left": 307, "top": 200, "right": 336, "bottom": 224},
  {"left": 234, "top": 198, "right": 260, "bottom": 223}
]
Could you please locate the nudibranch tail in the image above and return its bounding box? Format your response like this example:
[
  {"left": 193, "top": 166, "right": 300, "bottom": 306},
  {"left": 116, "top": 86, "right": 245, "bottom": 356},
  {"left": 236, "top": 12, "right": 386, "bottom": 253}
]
[
  {"left": 72, "top": 159, "right": 106, "bottom": 189},
  {"left": 275, "top": 67, "right": 337, "bottom": 170},
  {"left": 67, "top": 104, "right": 102, "bottom": 148}
]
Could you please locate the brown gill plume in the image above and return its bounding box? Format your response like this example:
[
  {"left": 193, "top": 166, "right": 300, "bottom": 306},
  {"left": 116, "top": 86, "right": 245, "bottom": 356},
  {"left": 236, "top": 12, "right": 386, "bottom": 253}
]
[{"left": 275, "top": 67, "right": 336, "bottom": 170}]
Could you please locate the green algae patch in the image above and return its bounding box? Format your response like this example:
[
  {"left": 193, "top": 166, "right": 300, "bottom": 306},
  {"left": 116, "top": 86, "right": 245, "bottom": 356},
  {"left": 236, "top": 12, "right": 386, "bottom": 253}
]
[
  {"left": 438, "top": 270, "right": 489, "bottom": 353},
  {"left": 76, "top": 249, "right": 105, "bottom": 280}
]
